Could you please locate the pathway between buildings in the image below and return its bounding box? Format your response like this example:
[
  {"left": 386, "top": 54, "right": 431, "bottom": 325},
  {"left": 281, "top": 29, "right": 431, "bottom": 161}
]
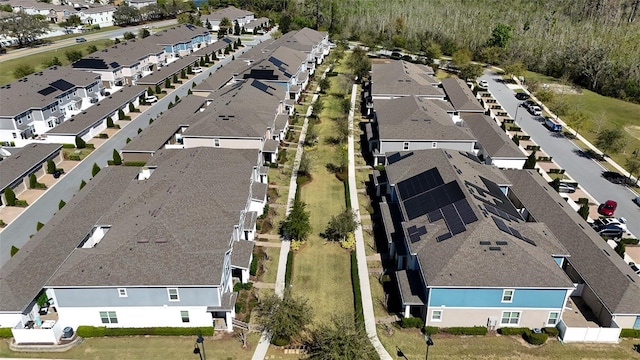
[
  {"left": 347, "top": 84, "right": 393, "bottom": 359},
  {"left": 251, "top": 66, "right": 332, "bottom": 360}
]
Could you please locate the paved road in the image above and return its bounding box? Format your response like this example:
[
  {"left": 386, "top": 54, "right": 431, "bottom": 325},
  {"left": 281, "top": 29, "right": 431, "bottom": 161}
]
[
  {"left": 0, "top": 33, "right": 273, "bottom": 267},
  {"left": 479, "top": 71, "right": 640, "bottom": 237},
  {"left": 0, "top": 20, "right": 177, "bottom": 63}
]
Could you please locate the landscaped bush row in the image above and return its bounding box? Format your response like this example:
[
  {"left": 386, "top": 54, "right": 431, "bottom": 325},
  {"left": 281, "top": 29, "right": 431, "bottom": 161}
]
[
  {"left": 621, "top": 238, "right": 640, "bottom": 245},
  {"left": 423, "top": 326, "right": 488, "bottom": 336},
  {"left": 62, "top": 143, "right": 76, "bottom": 148},
  {"left": 544, "top": 327, "right": 559, "bottom": 337},
  {"left": 76, "top": 326, "right": 214, "bottom": 337},
  {"left": 249, "top": 252, "right": 258, "bottom": 276},
  {"left": 621, "top": 328, "right": 640, "bottom": 338},
  {"left": 498, "top": 327, "right": 557, "bottom": 344},
  {"left": 284, "top": 250, "right": 293, "bottom": 287},
  {"left": 498, "top": 327, "right": 530, "bottom": 335},
  {"left": 123, "top": 162, "right": 147, "bottom": 166},
  {"left": 351, "top": 250, "right": 364, "bottom": 327},
  {"left": 0, "top": 328, "right": 12, "bottom": 338},
  {"left": 523, "top": 330, "right": 548, "bottom": 345},
  {"left": 401, "top": 317, "right": 424, "bottom": 329}
]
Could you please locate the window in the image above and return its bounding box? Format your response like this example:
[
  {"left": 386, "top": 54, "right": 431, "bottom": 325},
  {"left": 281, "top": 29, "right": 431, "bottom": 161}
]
[
  {"left": 168, "top": 288, "right": 179, "bottom": 301},
  {"left": 100, "top": 311, "right": 118, "bottom": 324},
  {"left": 431, "top": 142, "right": 437, "bottom": 148},
  {"left": 47, "top": 120, "right": 53, "bottom": 128},
  {"left": 181, "top": 310, "right": 190, "bottom": 323},
  {"left": 547, "top": 312, "right": 559, "bottom": 326},
  {"left": 403, "top": 142, "right": 410, "bottom": 150},
  {"left": 213, "top": 139, "right": 220, "bottom": 147},
  {"left": 502, "top": 289, "right": 514, "bottom": 303},
  {"left": 118, "top": 288, "right": 127, "bottom": 297},
  {"left": 431, "top": 310, "right": 442, "bottom": 322},
  {"left": 17, "top": 119, "right": 22, "bottom": 125},
  {"left": 501, "top": 311, "right": 520, "bottom": 325}
]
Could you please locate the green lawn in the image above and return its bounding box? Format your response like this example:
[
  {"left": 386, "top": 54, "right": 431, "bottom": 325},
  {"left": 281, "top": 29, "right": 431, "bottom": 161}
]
[
  {"left": 44, "top": 26, "right": 119, "bottom": 42},
  {"left": 0, "top": 333, "right": 261, "bottom": 359},
  {"left": 379, "top": 328, "right": 640, "bottom": 360},
  {"left": 260, "top": 246, "right": 281, "bottom": 284},
  {"left": 0, "top": 39, "right": 114, "bottom": 85}
]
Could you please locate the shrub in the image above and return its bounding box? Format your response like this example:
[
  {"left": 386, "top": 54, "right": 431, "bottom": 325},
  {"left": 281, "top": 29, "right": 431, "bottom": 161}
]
[
  {"left": 86, "top": 143, "right": 95, "bottom": 149},
  {"left": 62, "top": 144, "right": 76, "bottom": 148},
  {"left": 126, "top": 137, "right": 131, "bottom": 143},
  {"left": 401, "top": 317, "right": 424, "bottom": 329},
  {"left": 249, "top": 253, "right": 258, "bottom": 276},
  {"left": 351, "top": 250, "right": 364, "bottom": 327},
  {"left": 621, "top": 238, "right": 640, "bottom": 245},
  {"left": 544, "top": 327, "right": 559, "bottom": 337},
  {"left": 129, "top": 103, "right": 135, "bottom": 112},
  {"left": 29, "top": 173, "right": 37, "bottom": 189},
  {"left": 98, "top": 133, "right": 109, "bottom": 139},
  {"left": 272, "top": 336, "right": 290, "bottom": 346},
  {"left": 106, "top": 117, "right": 114, "bottom": 128},
  {"left": 118, "top": 109, "right": 125, "bottom": 119},
  {"left": 47, "top": 159, "right": 56, "bottom": 174},
  {"left": 75, "top": 136, "right": 86, "bottom": 149},
  {"left": 10, "top": 246, "right": 19, "bottom": 257},
  {"left": 123, "top": 161, "right": 147, "bottom": 166},
  {"left": 58, "top": 199, "right": 66, "bottom": 209},
  {"left": 621, "top": 329, "right": 640, "bottom": 338},
  {"left": 0, "top": 328, "right": 12, "bottom": 338},
  {"left": 137, "top": 128, "right": 143, "bottom": 134},
  {"left": 79, "top": 179, "right": 87, "bottom": 190},
  {"left": 69, "top": 154, "right": 81, "bottom": 161},
  {"left": 14, "top": 64, "right": 35, "bottom": 78},
  {"left": 499, "top": 327, "right": 530, "bottom": 336},
  {"left": 92, "top": 163, "right": 101, "bottom": 177},
  {"left": 77, "top": 326, "right": 214, "bottom": 337},
  {"left": 284, "top": 250, "right": 293, "bottom": 287},
  {"left": 112, "top": 149, "right": 122, "bottom": 165},
  {"left": 3, "top": 187, "right": 16, "bottom": 206},
  {"left": 441, "top": 326, "right": 487, "bottom": 335},
  {"left": 156, "top": 84, "right": 162, "bottom": 94},
  {"left": 523, "top": 330, "right": 548, "bottom": 345},
  {"left": 147, "top": 86, "right": 154, "bottom": 96},
  {"left": 14, "top": 199, "right": 28, "bottom": 207},
  {"left": 36, "top": 221, "right": 44, "bottom": 231},
  {"left": 424, "top": 326, "right": 439, "bottom": 335}
]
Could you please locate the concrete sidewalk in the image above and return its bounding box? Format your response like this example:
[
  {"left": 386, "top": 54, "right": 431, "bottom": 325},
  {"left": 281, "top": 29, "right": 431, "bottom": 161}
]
[{"left": 347, "top": 84, "right": 393, "bottom": 360}]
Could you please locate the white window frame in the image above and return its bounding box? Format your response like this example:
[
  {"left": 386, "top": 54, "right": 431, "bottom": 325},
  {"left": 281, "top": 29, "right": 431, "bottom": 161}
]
[
  {"left": 99, "top": 311, "right": 118, "bottom": 324},
  {"left": 547, "top": 311, "right": 559, "bottom": 326},
  {"left": 502, "top": 289, "right": 514, "bottom": 303},
  {"left": 118, "top": 288, "right": 127, "bottom": 297},
  {"left": 500, "top": 311, "right": 521, "bottom": 325},
  {"left": 17, "top": 119, "right": 22, "bottom": 125},
  {"left": 403, "top": 141, "right": 410, "bottom": 150},
  {"left": 181, "top": 310, "right": 190, "bottom": 323},
  {"left": 214, "top": 138, "right": 220, "bottom": 147},
  {"left": 431, "top": 310, "right": 442, "bottom": 322},
  {"left": 168, "top": 288, "right": 180, "bottom": 301},
  {"left": 432, "top": 142, "right": 437, "bottom": 148}
]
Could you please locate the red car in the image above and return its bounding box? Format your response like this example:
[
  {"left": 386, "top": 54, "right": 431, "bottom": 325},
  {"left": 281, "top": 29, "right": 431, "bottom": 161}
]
[{"left": 598, "top": 200, "right": 617, "bottom": 217}]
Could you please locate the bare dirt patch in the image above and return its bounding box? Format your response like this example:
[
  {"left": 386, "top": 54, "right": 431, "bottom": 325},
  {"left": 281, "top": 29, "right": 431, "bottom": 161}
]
[
  {"left": 624, "top": 125, "right": 640, "bottom": 141},
  {"left": 544, "top": 83, "right": 583, "bottom": 95}
]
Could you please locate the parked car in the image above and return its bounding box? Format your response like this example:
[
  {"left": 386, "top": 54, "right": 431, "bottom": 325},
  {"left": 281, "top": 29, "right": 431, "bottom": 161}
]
[
  {"left": 557, "top": 182, "right": 576, "bottom": 193},
  {"left": 597, "top": 226, "right": 624, "bottom": 240},
  {"left": 478, "top": 80, "right": 489, "bottom": 89},
  {"left": 602, "top": 171, "right": 629, "bottom": 185},
  {"left": 75, "top": 37, "right": 86, "bottom": 43},
  {"left": 145, "top": 96, "right": 158, "bottom": 103},
  {"left": 597, "top": 200, "right": 617, "bottom": 217},
  {"left": 527, "top": 105, "right": 542, "bottom": 116},
  {"left": 544, "top": 117, "right": 563, "bottom": 132},
  {"left": 192, "top": 67, "right": 203, "bottom": 73},
  {"left": 631, "top": 263, "right": 640, "bottom": 276},
  {"left": 515, "top": 92, "right": 530, "bottom": 100},
  {"left": 591, "top": 217, "right": 627, "bottom": 232},
  {"left": 635, "top": 196, "right": 640, "bottom": 206},
  {"left": 521, "top": 100, "right": 536, "bottom": 108}
]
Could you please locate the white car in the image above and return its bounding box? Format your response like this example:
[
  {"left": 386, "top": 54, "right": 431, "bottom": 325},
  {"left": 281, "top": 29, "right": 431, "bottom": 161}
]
[
  {"left": 478, "top": 80, "right": 489, "bottom": 89},
  {"left": 145, "top": 96, "right": 158, "bottom": 103},
  {"left": 192, "top": 67, "right": 203, "bottom": 73}
]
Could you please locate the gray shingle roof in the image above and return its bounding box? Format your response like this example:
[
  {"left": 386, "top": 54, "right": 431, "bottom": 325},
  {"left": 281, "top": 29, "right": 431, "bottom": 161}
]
[
  {"left": 503, "top": 169, "right": 640, "bottom": 315},
  {"left": 244, "top": 17, "right": 269, "bottom": 29},
  {"left": 374, "top": 96, "right": 475, "bottom": 141},
  {"left": 0, "top": 143, "right": 61, "bottom": 192},
  {"left": 230, "top": 240, "right": 254, "bottom": 269},
  {"left": 371, "top": 60, "right": 443, "bottom": 97},
  {"left": 0, "top": 166, "right": 140, "bottom": 312},
  {"left": 202, "top": 5, "right": 253, "bottom": 21},
  {"left": 384, "top": 150, "right": 572, "bottom": 289},
  {"left": 462, "top": 113, "right": 526, "bottom": 159},
  {"left": 441, "top": 78, "right": 485, "bottom": 112},
  {"left": 46, "top": 147, "right": 259, "bottom": 288},
  {"left": 240, "top": 46, "right": 307, "bottom": 81},
  {"left": 0, "top": 66, "right": 100, "bottom": 117}
]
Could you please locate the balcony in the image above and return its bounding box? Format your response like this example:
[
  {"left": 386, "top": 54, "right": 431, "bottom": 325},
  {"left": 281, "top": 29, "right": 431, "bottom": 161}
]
[
  {"left": 557, "top": 296, "right": 621, "bottom": 343},
  {"left": 12, "top": 306, "right": 68, "bottom": 345}
]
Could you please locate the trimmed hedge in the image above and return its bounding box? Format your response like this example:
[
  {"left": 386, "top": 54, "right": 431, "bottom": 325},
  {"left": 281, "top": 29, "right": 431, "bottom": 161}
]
[
  {"left": 499, "top": 327, "right": 530, "bottom": 336},
  {"left": 524, "top": 330, "right": 548, "bottom": 345},
  {"left": 621, "top": 329, "right": 640, "bottom": 338},
  {"left": 249, "top": 252, "right": 258, "bottom": 276},
  {"left": 441, "top": 326, "right": 487, "bottom": 335},
  {"left": 351, "top": 250, "right": 364, "bottom": 327},
  {"left": 0, "top": 328, "right": 12, "bottom": 338},
  {"left": 424, "top": 326, "right": 439, "bottom": 335},
  {"left": 77, "top": 326, "right": 214, "bottom": 338},
  {"left": 400, "top": 317, "right": 424, "bottom": 329},
  {"left": 284, "top": 250, "right": 293, "bottom": 287},
  {"left": 123, "top": 161, "right": 147, "bottom": 166},
  {"left": 62, "top": 143, "right": 76, "bottom": 148},
  {"left": 544, "top": 327, "right": 559, "bottom": 337}
]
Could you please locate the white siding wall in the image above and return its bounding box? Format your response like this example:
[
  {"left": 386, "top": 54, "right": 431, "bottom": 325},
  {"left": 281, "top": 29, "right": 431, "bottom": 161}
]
[{"left": 56, "top": 306, "right": 213, "bottom": 329}]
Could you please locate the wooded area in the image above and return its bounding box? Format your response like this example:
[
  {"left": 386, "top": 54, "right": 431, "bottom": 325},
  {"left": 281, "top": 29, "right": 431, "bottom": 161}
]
[{"left": 261, "top": 0, "right": 640, "bottom": 104}]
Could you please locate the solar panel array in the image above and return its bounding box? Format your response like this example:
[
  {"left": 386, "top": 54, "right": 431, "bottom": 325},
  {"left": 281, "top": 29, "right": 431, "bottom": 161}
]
[
  {"left": 407, "top": 225, "right": 428, "bottom": 243},
  {"left": 50, "top": 79, "right": 75, "bottom": 91},
  {"left": 491, "top": 216, "right": 536, "bottom": 246},
  {"left": 37, "top": 86, "right": 57, "bottom": 96}
]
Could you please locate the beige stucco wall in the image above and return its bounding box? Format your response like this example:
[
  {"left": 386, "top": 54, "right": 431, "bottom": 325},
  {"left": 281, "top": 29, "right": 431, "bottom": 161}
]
[
  {"left": 426, "top": 307, "right": 560, "bottom": 329},
  {"left": 183, "top": 137, "right": 261, "bottom": 149},
  {"left": 121, "top": 152, "right": 153, "bottom": 164},
  {"left": 613, "top": 314, "right": 639, "bottom": 329}
]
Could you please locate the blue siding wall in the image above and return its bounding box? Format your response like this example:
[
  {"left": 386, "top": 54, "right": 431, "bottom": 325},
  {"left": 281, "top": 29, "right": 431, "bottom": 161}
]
[
  {"left": 54, "top": 287, "right": 220, "bottom": 307},
  {"left": 429, "top": 288, "right": 567, "bottom": 308},
  {"left": 164, "top": 45, "right": 173, "bottom": 53}
]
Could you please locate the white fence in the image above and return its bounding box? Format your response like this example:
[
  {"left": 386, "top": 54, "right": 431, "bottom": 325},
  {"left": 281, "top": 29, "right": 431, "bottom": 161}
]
[
  {"left": 12, "top": 320, "right": 63, "bottom": 345},
  {"left": 557, "top": 319, "right": 621, "bottom": 343}
]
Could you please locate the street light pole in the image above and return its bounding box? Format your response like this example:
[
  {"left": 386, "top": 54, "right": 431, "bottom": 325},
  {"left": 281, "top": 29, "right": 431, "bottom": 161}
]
[
  {"left": 514, "top": 104, "right": 520, "bottom": 125},
  {"left": 425, "top": 334, "right": 434, "bottom": 360},
  {"left": 197, "top": 335, "right": 206, "bottom": 360}
]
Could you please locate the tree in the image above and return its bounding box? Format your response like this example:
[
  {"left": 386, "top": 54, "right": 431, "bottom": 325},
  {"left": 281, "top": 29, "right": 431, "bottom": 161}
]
[
  {"left": 123, "top": 31, "right": 136, "bottom": 40},
  {"left": 113, "top": 4, "right": 141, "bottom": 26},
  {"left": 36, "top": 221, "right": 44, "bottom": 231},
  {"left": 626, "top": 157, "right": 640, "bottom": 184},
  {"left": 79, "top": 179, "right": 87, "bottom": 190},
  {"left": 234, "top": 20, "right": 241, "bottom": 35},
  {"left": 305, "top": 313, "right": 377, "bottom": 360},
  {"left": 75, "top": 136, "right": 86, "bottom": 149},
  {"left": 459, "top": 63, "right": 483, "bottom": 80},
  {"left": 173, "top": 73, "right": 179, "bottom": 83},
  {"left": 29, "top": 173, "right": 37, "bottom": 189},
  {"left": 128, "top": 102, "right": 135, "bottom": 112},
  {"left": 578, "top": 203, "right": 589, "bottom": 220},
  {"left": 14, "top": 64, "right": 35, "bottom": 78},
  {"left": 156, "top": 84, "right": 162, "bottom": 93},
  {"left": 503, "top": 61, "right": 527, "bottom": 78},
  {"left": 118, "top": 108, "right": 126, "bottom": 119},
  {"left": 10, "top": 245, "right": 19, "bottom": 257},
  {"left": 165, "top": 78, "right": 171, "bottom": 88},
  {"left": 424, "top": 41, "right": 442, "bottom": 64},
  {"left": 181, "top": 68, "right": 187, "bottom": 78},
  {"left": 90, "top": 162, "right": 101, "bottom": 177},
  {"left": 550, "top": 178, "right": 560, "bottom": 192},
  {"left": 47, "top": 159, "right": 56, "bottom": 174},
  {"left": 0, "top": 12, "right": 50, "bottom": 47},
  {"left": 4, "top": 187, "right": 16, "bottom": 206},
  {"left": 64, "top": 14, "right": 82, "bottom": 27},
  {"left": 323, "top": 209, "right": 359, "bottom": 241},
  {"left": 58, "top": 199, "right": 66, "bottom": 210},
  {"left": 451, "top": 48, "right": 472, "bottom": 67},
  {"left": 112, "top": 149, "right": 122, "bottom": 165},
  {"left": 318, "top": 77, "right": 330, "bottom": 93},
  {"left": 147, "top": 86, "right": 154, "bottom": 96},
  {"left": 139, "top": 28, "right": 150, "bottom": 39},
  {"left": 43, "top": 56, "right": 62, "bottom": 67},
  {"left": 280, "top": 196, "right": 312, "bottom": 241},
  {"left": 254, "top": 289, "right": 312, "bottom": 345},
  {"left": 524, "top": 151, "right": 537, "bottom": 169},
  {"left": 298, "top": 152, "right": 311, "bottom": 177},
  {"left": 595, "top": 128, "right": 626, "bottom": 156},
  {"left": 219, "top": 17, "right": 232, "bottom": 34},
  {"left": 205, "top": 18, "right": 211, "bottom": 30},
  {"left": 346, "top": 46, "right": 371, "bottom": 82},
  {"left": 65, "top": 49, "right": 83, "bottom": 63},
  {"left": 87, "top": 44, "right": 98, "bottom": 54},
  {"left": 614, "top": 241, "right": 626, "bottom": 258},
  {"left": 488, "top": 23, "right": 513, "bottom": 48},
  {"left": 566, "top": 110, "right": 590, "bottom": 136},
  {"left": 140, "top": 3, "right": 165, "bottom": 21}
]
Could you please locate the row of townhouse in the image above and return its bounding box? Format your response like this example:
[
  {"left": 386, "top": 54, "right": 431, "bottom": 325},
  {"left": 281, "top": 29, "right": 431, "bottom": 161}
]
[
  {"left": 364, "top": 60, "right": 640, "bottom": 342},
  {"left": 201, "top": 5, "right": 255, "bottom": 31},
  {"left": 7, "top": 0, "right": 115, "bottom": 28},
  {"left": 0, "top": 27, "right": 331, "bottom": 346},
  {"left": 0, "top": 24, "right": 215, "bottom": 147}
]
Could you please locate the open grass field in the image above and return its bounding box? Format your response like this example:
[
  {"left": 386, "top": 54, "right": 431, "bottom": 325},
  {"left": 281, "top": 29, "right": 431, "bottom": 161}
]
[
  {"left": 0, "top": 39, "right": 114, "bottom": 85},
  {"left": 379, "top": 328, "right": 640, "bottom": 360},
  {"left": 0, "top": 333, "right": 261, "bottom": 359},
  {"left": 524, "top": 71, "right": 640, "bottom": 170}
]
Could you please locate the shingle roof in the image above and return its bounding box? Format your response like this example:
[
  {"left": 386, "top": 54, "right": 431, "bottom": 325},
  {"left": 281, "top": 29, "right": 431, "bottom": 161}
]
[
  {"left": 202, "top": 5, "right": 253, "bottom": 21},
  {"left": 384, "top": 150, "right": 572, "bottom": 289},
  {"left": 46, "top": 147, "right": 259, "bottom": 288},
  {"left": 0, "top": 166, "right": 140, "bottom": 312},
  {"left": 462, "top": 113, "right": 526, "bottom": 159},
  {"left": 244, "top": 17, "right": 269, "bottom": 29},
  {"left": 374, "top": 96, "right": 475, "bottom": 141},
  {"left": 230, "top": 240, "right": 254, "bottom": 269},
  {"left": 240, "top": 46, "right": 307, "bottom": 81},
  {"left": 47, "top": 85, "right": 145, "bottom": 135},
  {"left": 0, "top": 65, "right": 100, "bottom": 117},
  {"left": 440, "top": 78, "right": 484, "bottom": 112},
  {"left": 0, "top": 143, "right": 61, "bottom": 192},
  {"left": 371, "top": 60, "right": 443, "bottom": 97},
  {"left": 503, "top": 169, "right": 640, "bottom": 315}
]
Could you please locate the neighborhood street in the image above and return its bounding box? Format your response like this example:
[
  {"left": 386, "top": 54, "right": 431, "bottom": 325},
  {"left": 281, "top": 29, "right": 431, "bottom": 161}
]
[
  {"left": 480, "top": 71, "right": 640, "bottom": 238},
  {"left": 0, "top": 33, "right": 272, "bottom": 267}
]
